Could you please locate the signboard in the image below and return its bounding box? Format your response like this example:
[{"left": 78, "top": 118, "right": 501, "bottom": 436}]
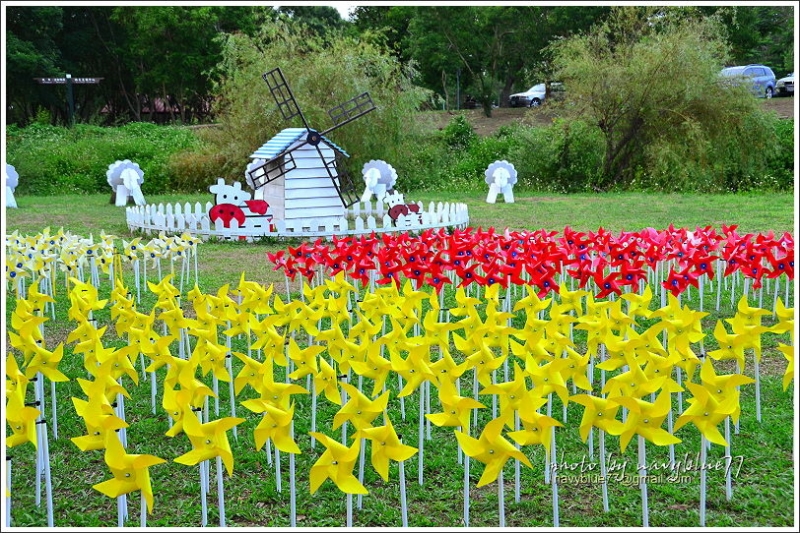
[{"left": 34, "top": 77, "right": 103, "bottom": 84}]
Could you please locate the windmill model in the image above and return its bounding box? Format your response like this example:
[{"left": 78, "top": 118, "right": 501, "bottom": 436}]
[{"left": 244, "top": 67, "right": 376, "bottom": 228}]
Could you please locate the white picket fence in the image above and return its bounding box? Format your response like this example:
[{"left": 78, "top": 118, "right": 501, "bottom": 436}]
[{"left": 126, "top": 199, "right": 470, "bottom": 241}]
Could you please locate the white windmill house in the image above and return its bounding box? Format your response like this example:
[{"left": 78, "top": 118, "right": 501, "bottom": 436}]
[
  {"left": 5, "top": 164, "right": 19, "bottom": 208},
  {"left": 484, "top": 160, "right": 518, "bottom": 204},
  {"left": 245, "top": 67, "right": 376, "bottom": 229},
  {"left": 360, "top": 160, "right": 397, "bottom": 203},
  {"left": 107, "top": 159, "right": 147, "bottom": 206}
]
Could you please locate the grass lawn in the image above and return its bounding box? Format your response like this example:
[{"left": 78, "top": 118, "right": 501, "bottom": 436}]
[{"left": 3, "top": 190, "right": 796, "bottom": 527}]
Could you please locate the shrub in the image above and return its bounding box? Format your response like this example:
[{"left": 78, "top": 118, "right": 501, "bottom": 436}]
[{"left": 6, "top": 122, "right": 204, "bottom": 195}]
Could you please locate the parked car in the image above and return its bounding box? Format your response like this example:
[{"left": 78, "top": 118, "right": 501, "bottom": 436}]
[
  {"left": 508, "top": 82, "right": 564, "bottom": 108},
  {"left": 509, "top": 83, "right": 547, "bottom": 107},
  {"left": 719, "top": 64, "right": 777, "bottom": 98},
  {"left": 775, "top": 73, "right": 794, "bottom": 96}
]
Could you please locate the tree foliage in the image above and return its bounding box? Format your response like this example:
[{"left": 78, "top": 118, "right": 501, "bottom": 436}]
[
  {"left": 550, "top": 6, "right": 781, "bottom": 191},
  {"left": 190, "top": 23, "right": 431, "bottom": 190}
]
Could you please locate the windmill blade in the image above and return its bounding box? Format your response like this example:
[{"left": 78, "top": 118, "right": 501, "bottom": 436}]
[
  {"left": 322, "top": 92, "right": 376, "bottom": 134},
  {"left": 321, "top": 149, "right": 360, "bottom": 208},
  {"left": 262, "top": 67, "right": 311, "bottom": 130},
  {"left": 247, "top": 151, "right": 298, "bottom": 190}
]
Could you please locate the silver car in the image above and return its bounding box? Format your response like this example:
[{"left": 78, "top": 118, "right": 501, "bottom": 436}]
[
  {"left": 720, "top": 64, "right": 777, "bottom": 98},
  {"left": 776, "top": 73, "right": 794, "bottom": 96},
  {"left": 509, "top": 83, "right": 547, "bottom": 107}
]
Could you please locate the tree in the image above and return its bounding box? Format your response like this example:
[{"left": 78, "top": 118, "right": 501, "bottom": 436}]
[
  {"left": 550, "top": 6, "right": 779, "bottom": 191},
  {"left": 5, "top": 6, "right": 64, "bottom": 124}
]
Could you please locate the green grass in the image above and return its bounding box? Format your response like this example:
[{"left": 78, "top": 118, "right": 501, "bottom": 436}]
[{"left": 3, "top": 191, "right": 796, "bottom": 527}]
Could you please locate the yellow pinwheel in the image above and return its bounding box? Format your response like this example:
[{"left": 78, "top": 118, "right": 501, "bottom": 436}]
[
  {"left": 508, "top": 390, "right": 563, "bottom": 455},
  {"left": 771, "top": 297, "right": 794, "bottom": 343},
  {"left": 71, "top": 396, "right": 129, "bottom": 451},
  {"left": 480, "top": 361, "right": 530, "bottom": 415},
  {"left": 456, "top": 338, "right": 506, "bottom": 387},
  {"left": 314, "top": 358, "right": 343, "bottom": 405},
  {"left": 257, "top": 357, "right": 308, "bottom": 410},
  {"left": 361, "top": 414, "right": 418, "bottom": 481},
  {"left": 725, "top": 297, "right": 770, "bottom": 361},
  {"left": 333, "top": 382, "right": 390, "bottom": 432},
  {"left": 455, "top": 414, "right": 533, "bottom": 487},
  {"left": 390, "top": 343, "right": 434, "bottom": 397},
  {"left": 570, "top": 393, "right": 625, "bottom": 442},
  {"left": 349, "top": 342, "right": 394, "bottom": 398},
  {"left": 6, "top": 383, "right": 40, "bottom": 449},
  {"left": 608, "top": 391, "right": 681, "bottom": 452},
  {"left": 93, "top": 432, "right": 166, "bottom": 513},
  {"left": 707, "top": 320, "right": 749, "bottom": 370},
  {"left": 174, "top": 413, "right": 245, "bottom": 476},
  {"left": 308, "top": 432, "right": 368, "bottom": 495},
  {"left": 426, "top": 378, "right": 486, "bottom": 430},
  {"left": 428, "top": 349, "right": 470, "bottom": 388},
  {"left": 240, "top": 400, "right": 301, "bottom": 454},
  {"left": 515, "top": 283, "right": 554, "bottom": 316},
  {"left": 697, "top": 357, "right": 754, "bottom": 425},
  {"left": 778, "top": 343, "right": 793, "bottom": 391},
  {"left": 23, "top": 343, "right": 69, "bottom": 383},
  {"left": 556, "top": 284, "right": 586, "bottom": 317},
  {"left": 674, "top": 382, "right": 739, "bottom": 447},
  {"left": 620, "top": 284, "right": 653, "bottom": 319}
]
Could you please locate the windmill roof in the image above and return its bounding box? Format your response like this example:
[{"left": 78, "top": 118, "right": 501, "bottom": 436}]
[{"left": 249, "top": 127, "right": 349, "bottom": 160}]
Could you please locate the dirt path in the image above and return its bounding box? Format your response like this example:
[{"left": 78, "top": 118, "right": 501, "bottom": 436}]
[{"left": 423, "top": 96, "right": 795, "bottom": 137}]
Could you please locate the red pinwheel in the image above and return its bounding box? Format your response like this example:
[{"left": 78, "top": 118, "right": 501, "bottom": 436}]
[
  {"left": 689, "top": 252, "right": 717, "bottom": 281},
  {"left": 593, "top": 269, "right": 622, "bottom": 299},
  {"left": 618, "top": 258, "right": 648, "bottom": 289}
]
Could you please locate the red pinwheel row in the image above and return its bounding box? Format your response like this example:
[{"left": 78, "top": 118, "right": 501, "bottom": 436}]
[{"left": 266, "top": 225, "right": 794, "bottom": 298}]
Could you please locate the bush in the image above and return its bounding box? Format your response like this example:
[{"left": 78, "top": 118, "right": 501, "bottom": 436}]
[
  {"left": 507, "top": 119, "right": 604, "bottom": 193},
  {"left": 6, "top": 122, "right": 204, "bottom": 195}
]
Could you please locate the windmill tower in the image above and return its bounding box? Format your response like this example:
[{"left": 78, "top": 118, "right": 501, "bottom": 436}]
[{"left": 246, "top": 67, "right": 376, "bottom": 228}]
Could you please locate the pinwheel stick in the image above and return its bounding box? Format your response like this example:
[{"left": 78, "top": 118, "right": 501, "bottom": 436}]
[
  {"left": 217, "top": 456, "right": 227, "bottom": 527},
  {"left": 463, "top": 426, "right": 471, "bottom": 527},
  {"left": 200, "top": 460, "right": 208, "bottom": 527},
  {"left": 399, "top": 454, "right": 409, "bottom": 527},
  {"left": 638, "top": 435, "right": 649, "bottom": 527},
  {"left": 418, "top": 385, "right": 425, "bottom": 485},
  {"left": 552, "top": 429, "right": 560, "bottom": 527},
  {"left": 347, "top": 493, "right": 353, "bottom": 527},
  {"left": 599, "top": 429, "right": 609, "bottom": 512},
  {"left": 725, "top": 417, "right": 732, "bottom": 501},
  {"left": 140, "top": 492, "right": 147, "bottom": 527},
  {"left": 699, "top": 435, "right": 707, "bottom": 526},
  {"left": 6, "top": 458, "right": 11, "bottom": 528},
  {"left": 290, "top": 421, "right": 297, "bottom": 527},
  {"left": 498, "top": 469, "right": 506, "bottom": 527},
  {"left": 754, "top": 357, "right": 762, "bottom": 422},
  {"left": 357, "top": 438, "right": 366, "bottom": 509}
]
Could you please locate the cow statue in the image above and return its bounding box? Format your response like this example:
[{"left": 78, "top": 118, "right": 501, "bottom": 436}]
[
  {"left": 5, "top": 164, "right": 19, "bottom": 208},
  {"left": 107, "top": 160, "right": 146, "bottom": 206},
  {"left": 484, "top": 160, "right": 517, "bottom": 204}
]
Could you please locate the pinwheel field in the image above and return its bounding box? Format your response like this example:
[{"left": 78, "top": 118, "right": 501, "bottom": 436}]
[{"left": 4, "top": 190, "right": 796, "bottom": 528}]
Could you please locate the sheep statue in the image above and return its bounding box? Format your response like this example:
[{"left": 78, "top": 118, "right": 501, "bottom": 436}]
[
  {"left": 5, "top": 164, "right": 19, "bottom": 208},
  {"left": 484, "top": 160, "right": 517, "bottom": 204},
  {"left": 107, "top": 159, "right": 146, "bottom": 206},
  {"left": 361, "top": 160, "right": 398, "bottom": 203}
]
